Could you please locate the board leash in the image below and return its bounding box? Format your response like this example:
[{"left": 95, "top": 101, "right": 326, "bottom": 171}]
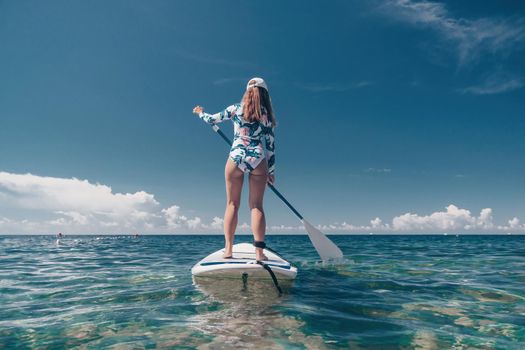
[{"left": 257, "top": 261, "right": 283, "bottom": 296}]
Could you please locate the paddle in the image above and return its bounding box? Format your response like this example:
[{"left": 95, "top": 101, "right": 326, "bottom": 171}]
[{"left": 209, "top": 124, "right": 344, "bottom": 261}]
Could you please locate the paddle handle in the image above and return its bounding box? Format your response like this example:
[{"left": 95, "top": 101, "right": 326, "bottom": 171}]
[
  {"left": 213, "top": 125, "right": 232, "bottom": 145},
  {"left": 211, "top": 125, "right": 304, "bottom": 220}
]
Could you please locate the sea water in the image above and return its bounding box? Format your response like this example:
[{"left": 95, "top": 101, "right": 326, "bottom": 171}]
[{"left": 0, "top": 235, "right": 523, "bottom": 349}]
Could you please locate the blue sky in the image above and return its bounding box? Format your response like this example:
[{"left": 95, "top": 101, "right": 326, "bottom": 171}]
[{"left": 1, "top": 0, "right": 524, "bottom": 234}]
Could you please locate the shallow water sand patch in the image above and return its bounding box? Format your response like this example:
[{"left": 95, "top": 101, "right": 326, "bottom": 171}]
[
  {"left": 411, "top": 329, "right": 439, "bottom": 350},
  {"left": 476, "top": 320, "right": 519, "bottom": 339},
  {"left": 452, "top": 334, "right": 497, "bottom": 350},
  {"left": 402, "top": 303, "right": 465, "bottom": 317},
  {"left": 461, "top": 288, "right": 522, "bottom": 303},
  {"left": 191, "top": 311, "right": 325, "bottom": 350},
  {"left": 454, "top": 316, "right": 475, "bottom": 327},
  {"left": 71, "top": 322, "right": 211, "bottom": 350}
]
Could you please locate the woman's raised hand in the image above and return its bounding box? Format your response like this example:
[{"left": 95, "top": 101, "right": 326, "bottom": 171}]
[{"left": 193, "top": 105, "right": 204, "bottom": 114}]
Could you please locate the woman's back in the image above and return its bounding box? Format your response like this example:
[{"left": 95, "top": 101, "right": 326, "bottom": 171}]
[{"left": 233, "top": 104, "right": 273, "bottom": 140}]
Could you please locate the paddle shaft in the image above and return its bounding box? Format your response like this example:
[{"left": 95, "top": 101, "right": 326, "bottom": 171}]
[{"left": 212, "top": 125, "right": 304, "bottom": 220}]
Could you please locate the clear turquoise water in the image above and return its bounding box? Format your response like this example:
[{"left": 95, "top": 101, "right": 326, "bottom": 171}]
[{"left": 0, "top": 235, "right": 524, "bottom": 349}]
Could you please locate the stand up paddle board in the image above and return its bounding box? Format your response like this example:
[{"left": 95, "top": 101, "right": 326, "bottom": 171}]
[{"left": 191, "top": 243, "right": 297, "bottom": 280}]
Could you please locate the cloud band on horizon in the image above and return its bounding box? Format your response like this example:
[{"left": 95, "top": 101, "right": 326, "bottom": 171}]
[{"left": 1, "top": 171, "right": 523, "bottom": 234}]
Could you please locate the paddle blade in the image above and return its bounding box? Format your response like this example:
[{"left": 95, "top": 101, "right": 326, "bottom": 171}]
[{"left": 302, "top": 219, "right": 344, "bottom": 261}]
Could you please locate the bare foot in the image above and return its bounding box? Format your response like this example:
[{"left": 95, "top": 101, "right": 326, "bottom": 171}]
[
  {"left": 223, "top": 247, "right": 233, "bottom": 259},
  {"left": 255, "top": 248, "right": 268, "bottom": 261}
]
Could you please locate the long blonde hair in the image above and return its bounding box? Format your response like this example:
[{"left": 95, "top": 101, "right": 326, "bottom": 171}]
[{"left": 242, "top": 81, "right": 276, "bottom": 127}]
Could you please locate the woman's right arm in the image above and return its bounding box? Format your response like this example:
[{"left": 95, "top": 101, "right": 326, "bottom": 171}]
[
  {"left": 264, "top": 126, "right": 276, "bottom": 176},
  {"left": 194, "top": 104, "right": 238, "bottom": 124}
]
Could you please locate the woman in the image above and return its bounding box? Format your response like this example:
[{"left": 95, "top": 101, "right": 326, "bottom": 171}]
[{"left": 193, "top": 77, "right": 276, "bottom": 261}]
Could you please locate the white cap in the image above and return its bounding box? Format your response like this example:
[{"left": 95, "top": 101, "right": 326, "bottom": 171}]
[{"left": 246, "top": 77, "right": 268, "bottom": 91}]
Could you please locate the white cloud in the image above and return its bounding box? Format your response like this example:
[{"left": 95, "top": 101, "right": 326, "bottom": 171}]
[
  {"left": 295, "top": 81, "right": 374, "bottom": 92},
  {"left": 209, "top": 217, "right": 224, "bottom": 230},
  {"left": 238, "top": 222, "right": 251, "bottom": 231},
  {"left": 270, "top": 205, "right": 517, "bottom": 234},
  {"left": 0, "top": 171, "right": 216, "bottom": 234},
  {"left": 459, "top": 74, "right": 523, "bottom": 95},
  {"left": 162, "top": 205, "right": 185, "bottom": 229},
  {"left": 497, "top": 217, "right": 525, "bottom": 231},
  {"left": 508, "top": 217, "right": 522, "bottom": 229},
  {"left": 271, "top": 217, "right": 392, "bottom": 233},
  {"left": 364, "top": 168, "right": 392, "bottom": 174},
  {"left": 54, "top": 211, "right": 89, "bottom": 225},
  {"left": 377, "top": 0, "right": 525, "bottom": 65},
  {"left": 371, "top": 217, "right": 389, "bottom": 230},
  {"left": 0, "top": 171, "right": 159, "bottom": 217},
  {"left": 161, "top": 206, "right": 223, "bottom": 231},
  {"left": 212, "top": 77, "right": 247, "bottom": 86},
  {"left": 475, "top": 208, "right": 494, "bottom": 230},
  {"left": 392, "top": 205, "right": 494, "bottom": 231},
  {"left": 187, "top": 217, "right": 202, "bottom": 229}
]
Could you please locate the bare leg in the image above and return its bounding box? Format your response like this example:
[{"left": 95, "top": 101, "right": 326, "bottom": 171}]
[
  {"left": 223, "top": 159, "right": 244, "bottom": 258},
  {"left": 249, "top": 159, "right": 269, "bottom": 261}
]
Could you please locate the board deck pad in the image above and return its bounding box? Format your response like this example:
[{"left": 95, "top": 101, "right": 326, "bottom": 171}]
[{"left": 191, "top": 243, "right": 298, "bottom": 280}]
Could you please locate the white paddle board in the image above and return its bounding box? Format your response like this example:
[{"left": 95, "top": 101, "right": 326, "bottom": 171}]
[{"left": 191, "top": 243, "right": 297, "bottom": 280}]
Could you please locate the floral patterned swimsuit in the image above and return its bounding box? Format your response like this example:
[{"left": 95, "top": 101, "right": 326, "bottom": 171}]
[{"left": 199, "top": 103, "right": 275, "bottom": 174}]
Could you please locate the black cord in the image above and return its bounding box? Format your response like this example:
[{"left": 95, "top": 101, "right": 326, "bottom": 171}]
[{"left": 257, "top": 261, "right": 283, "bottom": 296}]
